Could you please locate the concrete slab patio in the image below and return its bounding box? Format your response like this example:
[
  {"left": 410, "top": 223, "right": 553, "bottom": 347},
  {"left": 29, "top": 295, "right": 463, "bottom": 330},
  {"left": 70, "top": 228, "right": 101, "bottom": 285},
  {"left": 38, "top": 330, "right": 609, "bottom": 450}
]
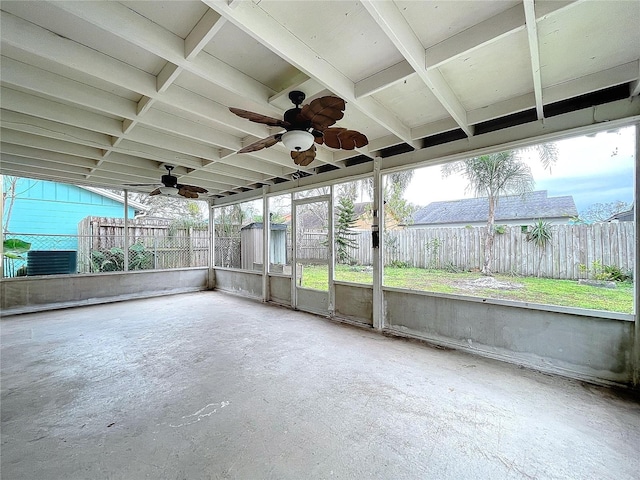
[{"left": 1, "top": 291, "right": 639, "bottom": 479}]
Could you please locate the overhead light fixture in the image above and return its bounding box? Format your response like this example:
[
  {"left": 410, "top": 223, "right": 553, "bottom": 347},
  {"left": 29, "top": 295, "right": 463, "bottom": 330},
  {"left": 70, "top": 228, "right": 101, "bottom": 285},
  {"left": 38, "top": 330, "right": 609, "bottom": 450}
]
[
  {"left": 282, "top": 130, "right": 314, "bottom": 152},
  {"left": 158, "top": 186, "right": 179, "bottom": 195}
]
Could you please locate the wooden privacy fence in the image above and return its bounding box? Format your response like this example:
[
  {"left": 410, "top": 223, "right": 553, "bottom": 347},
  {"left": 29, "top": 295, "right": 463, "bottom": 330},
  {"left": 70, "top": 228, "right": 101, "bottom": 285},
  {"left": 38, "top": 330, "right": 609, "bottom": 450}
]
[
  {"left": 77, "top": 217, "right": 209, "bottom": 272},
  {"left": 296, "top": 231, "right": 329, "bottom": 264},
  {"left": 342, "top": 223, "right": 634, "bottom": 280}
]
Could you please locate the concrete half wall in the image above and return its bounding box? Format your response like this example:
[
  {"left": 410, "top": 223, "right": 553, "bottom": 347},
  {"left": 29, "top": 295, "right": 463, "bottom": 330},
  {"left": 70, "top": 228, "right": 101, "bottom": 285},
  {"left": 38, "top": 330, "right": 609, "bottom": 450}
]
[
  {"left": 269, "top": 275, "right": 291, "bottom": 306},
  {"left": 214, "top": 269, "right": 262, "bottom": 299},
  {"left": 1, "top": 268, "right": 209, "bottom": 316},
  {"left": 384, "top": 288, "right": 634, "bottom": 385},
  {"left": 334, "top": 282, "right": 373, "bottom": 326}
]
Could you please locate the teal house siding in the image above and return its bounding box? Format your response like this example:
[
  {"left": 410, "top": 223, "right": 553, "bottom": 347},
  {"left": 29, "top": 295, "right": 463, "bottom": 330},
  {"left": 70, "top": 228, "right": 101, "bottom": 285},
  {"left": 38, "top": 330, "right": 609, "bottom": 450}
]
[
  {"left": 4, "top": 178, "right": 135, "bottom": 236},
  {"left": 3, "top": 178, "right": 139, "bottom": 275}
]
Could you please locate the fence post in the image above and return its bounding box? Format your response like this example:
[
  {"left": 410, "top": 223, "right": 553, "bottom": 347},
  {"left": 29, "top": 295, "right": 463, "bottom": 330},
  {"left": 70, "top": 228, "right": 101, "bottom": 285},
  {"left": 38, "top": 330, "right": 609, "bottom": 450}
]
[
  {"left": 188, "top": 226, "right": 194, "bottom": 267},
  {"left": 154, "top": 236, "right": 158, "bottom": 269}
]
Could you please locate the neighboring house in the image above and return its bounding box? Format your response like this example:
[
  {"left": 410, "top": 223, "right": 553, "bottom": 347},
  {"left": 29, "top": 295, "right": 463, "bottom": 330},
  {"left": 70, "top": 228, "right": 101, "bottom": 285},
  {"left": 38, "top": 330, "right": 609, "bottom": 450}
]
[
  {"left": 606, "top": 206, "right": 634, "bottom": 222},
  {"left": 410, "top": 190, "right": 578, "bottom": 228},
  {"left": 3, "top": 177, "right": 147, "bottom": 246}
]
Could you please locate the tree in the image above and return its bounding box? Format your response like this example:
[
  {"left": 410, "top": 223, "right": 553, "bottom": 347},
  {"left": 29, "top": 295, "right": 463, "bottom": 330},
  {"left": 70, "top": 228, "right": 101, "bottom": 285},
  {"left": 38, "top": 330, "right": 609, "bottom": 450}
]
[
  {"left": 384, "top": 181, "right": 416, "bottom": 228},
  {"left": 359, "top": 170, "right": 416, "bottom": 228},
  {"left": 122, "top": 190, "right": 208, "bottom": 220},
  {"left": 2, "top": 175, "right": 40, "bottom": 233},
  {"left": 581, "top": 200, "right": 632, "bottom": 223},
  {"left": 442, "top": 151, "right": 536, "bottom": 275},
  {"left": 334, "top": 196, "right": 359, "bottom": 264}
]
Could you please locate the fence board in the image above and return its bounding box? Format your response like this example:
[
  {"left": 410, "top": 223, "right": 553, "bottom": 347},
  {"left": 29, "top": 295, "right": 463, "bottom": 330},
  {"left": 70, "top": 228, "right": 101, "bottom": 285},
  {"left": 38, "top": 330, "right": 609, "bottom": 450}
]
[
  {"left": 77, "top": 216, "right": 209, "bottom": 272},
  {"left": 339, "top": 223, "right": 633, "bottom": 280}
]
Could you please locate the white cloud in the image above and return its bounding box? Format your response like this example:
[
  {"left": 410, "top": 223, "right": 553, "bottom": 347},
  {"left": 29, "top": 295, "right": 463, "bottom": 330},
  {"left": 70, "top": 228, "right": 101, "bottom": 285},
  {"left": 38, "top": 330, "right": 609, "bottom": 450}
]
[{"left": 402, "top": 126, "right": 636, "bottom": 207}]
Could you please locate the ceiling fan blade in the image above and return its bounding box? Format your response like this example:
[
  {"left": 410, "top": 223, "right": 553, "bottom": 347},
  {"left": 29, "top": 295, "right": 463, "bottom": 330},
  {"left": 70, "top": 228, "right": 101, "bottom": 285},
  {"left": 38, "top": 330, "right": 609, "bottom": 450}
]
[
  {"left": 300, "top": 96, "right": 345, "bottom": 130},
  {"left": 229, "top": 108, "right": 289, "bottom": 128},
  {"left": 124, "top": 183, "right": 162, "bottom": 187},
  {"left": 322, "top": 128, "right": 368, "bottom": 150},
  {"left": 149, "top": 188, "right": 161, "bottom": 196},
  {"left": 177, "top": 188, "right": 200, "bottom": 199},
  {"left": 177, "top": 184, "right": 208, "bottom": 194},
  {"left": 291, "top": 144, "right": 316, "bottom": 167},
  {"left": 237, "top": 133, "right": 283, "bottom": 153}
]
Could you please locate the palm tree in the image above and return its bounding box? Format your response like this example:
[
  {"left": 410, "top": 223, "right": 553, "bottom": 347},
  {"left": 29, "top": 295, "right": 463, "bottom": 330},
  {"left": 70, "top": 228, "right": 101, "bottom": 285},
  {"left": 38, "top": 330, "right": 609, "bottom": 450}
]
[{"left": 442, "top": 151, "right": 536, "bottom": 275}]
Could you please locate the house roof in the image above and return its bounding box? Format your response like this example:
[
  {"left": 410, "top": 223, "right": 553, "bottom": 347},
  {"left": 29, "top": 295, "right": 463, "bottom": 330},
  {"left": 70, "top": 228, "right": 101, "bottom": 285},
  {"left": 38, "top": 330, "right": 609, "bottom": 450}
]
[
  {"left": 0, "top": 1, "right": 638, "bottom": 201},
  {"left": 413, "top": 191, "right": 577, "bottom": 225},
  {"left": 606, "top": 206, "right": 634, "bottom": 222},
  {"left": 80, "top": 186, "right": 149, "bottom": 212}
]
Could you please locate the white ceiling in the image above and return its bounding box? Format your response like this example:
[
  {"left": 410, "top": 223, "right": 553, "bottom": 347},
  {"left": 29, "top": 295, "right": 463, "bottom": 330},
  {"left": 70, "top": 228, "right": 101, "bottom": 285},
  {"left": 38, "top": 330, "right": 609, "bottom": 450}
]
[{"left": 1, "top": 0, "right": 639, "bottom": 199}]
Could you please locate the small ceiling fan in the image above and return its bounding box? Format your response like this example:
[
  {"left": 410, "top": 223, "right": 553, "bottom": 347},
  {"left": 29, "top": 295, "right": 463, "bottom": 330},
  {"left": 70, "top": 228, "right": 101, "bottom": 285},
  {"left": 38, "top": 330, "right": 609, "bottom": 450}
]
[
  {"left": 229, "top": 91, "right": 368, "bottom": 167},
  {"left": 126, "top": 165, "right": 208, "bottom": 198}
]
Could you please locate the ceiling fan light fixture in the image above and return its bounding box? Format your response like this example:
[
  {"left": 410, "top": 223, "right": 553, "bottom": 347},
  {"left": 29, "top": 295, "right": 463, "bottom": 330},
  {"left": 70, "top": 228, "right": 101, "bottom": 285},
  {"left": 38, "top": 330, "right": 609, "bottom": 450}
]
[
  {"left": 282, "top": 130, "right": 314, "bottom": 152},
  {"left": 158, "top": 186, "right": 179, "bottom": 195}
]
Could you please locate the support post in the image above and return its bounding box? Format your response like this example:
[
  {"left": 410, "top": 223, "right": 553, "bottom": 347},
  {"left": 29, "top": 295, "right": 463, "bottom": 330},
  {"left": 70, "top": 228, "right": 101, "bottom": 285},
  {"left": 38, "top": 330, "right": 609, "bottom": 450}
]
[
  {"left": 0, "top": 176, "right": 4, "bottom": 278},
  {"left": 123, "top": 189, "right": 129, "bottom": 272},
  {"left": 291, "top": 193, "right": 297, "bottom": 310},
  {"left": 209, "top": 199, "right": 215, "bottom": 290},
  {"left": 634, "top": 122, "right": 640, "bottom": 387},
  {"left": 262, "top": 186, "right": 270, "bottom": 303},
  {"left": 328, "top": 185, "right": 335, "bottom": 316},
  {"left": 372, "top": 157, "right": 385, "bottom": 330}
]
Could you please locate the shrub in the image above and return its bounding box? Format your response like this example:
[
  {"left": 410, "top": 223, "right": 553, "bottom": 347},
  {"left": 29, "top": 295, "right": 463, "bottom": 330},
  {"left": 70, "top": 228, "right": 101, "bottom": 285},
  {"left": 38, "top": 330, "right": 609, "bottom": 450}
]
[
  {"left": 443, "top": 261, "right": 463, "bottom": 273},
  {"left": 527, "top": 219, "right": 552, "bottom": 247},
  {"left": 602, "top": 264, "right": 632, "bottom": 283},
  {"left": 579, "top": 260, "right": 632, "bottom": 282},
  {"left": 388, "top": 260, "right": 410, "bottom": 268},
  {"left": 91, "top": 242, "right": 154, "bottom": 272}
]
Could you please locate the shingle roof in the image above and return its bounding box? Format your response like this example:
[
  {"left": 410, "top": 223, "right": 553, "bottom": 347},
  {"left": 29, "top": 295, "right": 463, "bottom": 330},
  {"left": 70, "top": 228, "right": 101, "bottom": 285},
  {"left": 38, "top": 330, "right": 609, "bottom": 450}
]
[
  {"left": 413, "top": 191, "right": 577, "bottom": 225},
  {"left": 607, "top": 206, "right": 634, "bottom": 222}
]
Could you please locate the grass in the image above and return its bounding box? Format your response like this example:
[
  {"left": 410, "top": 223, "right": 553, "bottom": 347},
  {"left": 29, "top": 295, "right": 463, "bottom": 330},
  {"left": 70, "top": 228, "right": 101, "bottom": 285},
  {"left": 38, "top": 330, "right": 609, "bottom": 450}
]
[{"left": 300, "top": 264, "right": 633, "bottom": 314}]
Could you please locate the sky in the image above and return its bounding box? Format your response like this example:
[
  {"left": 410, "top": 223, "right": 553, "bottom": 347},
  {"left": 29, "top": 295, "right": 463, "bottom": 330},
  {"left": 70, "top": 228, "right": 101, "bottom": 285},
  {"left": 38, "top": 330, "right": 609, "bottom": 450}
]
[{"left": 401, "top": 126, "right": 635, "bottom": 215}]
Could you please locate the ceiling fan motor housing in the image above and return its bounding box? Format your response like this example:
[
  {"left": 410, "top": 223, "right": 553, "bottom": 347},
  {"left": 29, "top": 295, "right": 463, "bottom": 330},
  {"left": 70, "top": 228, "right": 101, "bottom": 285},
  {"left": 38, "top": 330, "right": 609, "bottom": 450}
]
[{"left": 161, "top": 174, "right": 178, "bottom": 187}]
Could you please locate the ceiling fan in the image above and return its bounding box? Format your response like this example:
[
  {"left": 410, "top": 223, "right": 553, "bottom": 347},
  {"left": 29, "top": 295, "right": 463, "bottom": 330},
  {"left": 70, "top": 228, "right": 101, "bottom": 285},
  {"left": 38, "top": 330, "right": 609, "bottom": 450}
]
[
  {"left": 126, "top": 165, "right": 208, "bottom": 198},
  {"left": 229, "top": 91, "right": 368, "bottom": 167}
]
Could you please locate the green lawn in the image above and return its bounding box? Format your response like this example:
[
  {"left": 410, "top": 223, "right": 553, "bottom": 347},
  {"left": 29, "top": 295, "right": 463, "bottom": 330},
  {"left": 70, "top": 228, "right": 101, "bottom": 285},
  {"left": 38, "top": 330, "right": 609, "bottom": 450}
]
[{"left": 300, "top": 264, "right": 633, "bottom": 314}]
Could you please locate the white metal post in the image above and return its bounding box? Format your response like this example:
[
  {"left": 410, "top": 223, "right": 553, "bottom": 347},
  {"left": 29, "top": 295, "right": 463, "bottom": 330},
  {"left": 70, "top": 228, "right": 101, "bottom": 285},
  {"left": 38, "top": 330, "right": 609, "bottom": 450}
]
[
  {"left": 209, "top": 199, "right": 215, "bottom": 289},
  {"left": 0, "top": 177, "right": 4, "bottom": 278},
  {"left": 634, "top": 122, "right": 640, "bottom": 386},
  {"left": 123, "top": 189, "right": 129, "bottom": 272},
  {"left": 372, "top": 157, "right": 384, "bottom": 330},
  {"left": 328, "top": 185, "right": 335, "bottom": 316},
  {"left": 291, "top": 192, "right": 297, "bottom": 310},
  {"left": 262, "top": 186, "right": 270, "bottom": 302}
]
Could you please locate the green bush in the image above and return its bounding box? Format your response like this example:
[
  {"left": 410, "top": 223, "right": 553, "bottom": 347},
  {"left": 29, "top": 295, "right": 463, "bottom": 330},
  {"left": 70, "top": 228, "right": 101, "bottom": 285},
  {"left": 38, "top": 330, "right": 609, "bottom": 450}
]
[
  {"left": 388, "top": 260, "right": 410, "bottom": 268},
  {"left": 527, "top": 219, "right": 552, "bottom": 247},
  {"left": 91, "top": 242, "right": 154, "bottom": 272},
  {"left": 602, "top": 264, "right": 632, "bottom": 283},
  {"left": 443, "top": 261, "right": 464, "bottom": 273},
  {"left": 579, "top": 260, "right": 632, "bottom": 283}
]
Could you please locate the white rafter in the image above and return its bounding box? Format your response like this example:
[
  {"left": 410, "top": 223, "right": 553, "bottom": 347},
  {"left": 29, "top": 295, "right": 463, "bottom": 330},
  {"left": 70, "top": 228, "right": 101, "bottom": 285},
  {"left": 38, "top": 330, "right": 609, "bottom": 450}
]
[
  {"left": 354, "top": 61, "right": 415, "bottom": 99},
  {"left": 523, "top": 0, "right": 544, "bottom": 120},
  {"left": 203, "top": 0, "right": 419, "bottom": 149},
  {"left": 361, "top": 0, "right": 473, "bottom": 137},
  {"left": 0, "top": 0, "right": 637, "bottom": 200}
]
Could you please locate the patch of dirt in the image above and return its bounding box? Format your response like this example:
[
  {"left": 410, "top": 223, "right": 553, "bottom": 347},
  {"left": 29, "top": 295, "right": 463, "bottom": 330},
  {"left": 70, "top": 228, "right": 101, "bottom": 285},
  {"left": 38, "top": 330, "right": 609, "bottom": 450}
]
[{"left": 455, "top": 276, "right": 524, "bottom": 291}]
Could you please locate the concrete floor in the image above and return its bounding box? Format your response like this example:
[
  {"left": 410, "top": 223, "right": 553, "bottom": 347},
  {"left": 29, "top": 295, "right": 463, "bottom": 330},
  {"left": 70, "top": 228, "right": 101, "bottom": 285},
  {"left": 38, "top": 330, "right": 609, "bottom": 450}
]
[{"left": 1, "top": 292, "right": 639, "bottom": 480}]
